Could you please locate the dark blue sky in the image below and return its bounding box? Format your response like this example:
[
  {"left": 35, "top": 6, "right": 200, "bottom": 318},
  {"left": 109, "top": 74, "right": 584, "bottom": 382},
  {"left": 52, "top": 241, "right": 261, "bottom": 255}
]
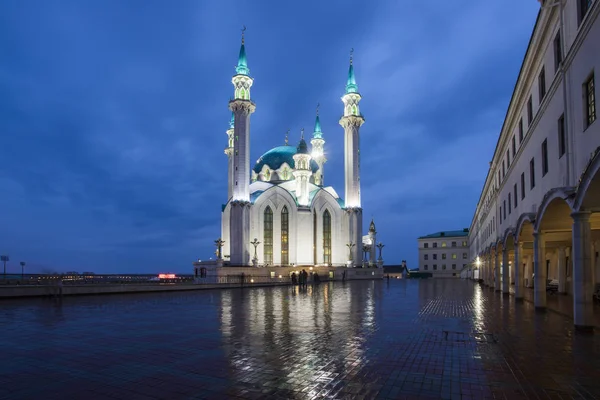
[{"left": 0, "top": 0, "right": 540, "bottom": 274}]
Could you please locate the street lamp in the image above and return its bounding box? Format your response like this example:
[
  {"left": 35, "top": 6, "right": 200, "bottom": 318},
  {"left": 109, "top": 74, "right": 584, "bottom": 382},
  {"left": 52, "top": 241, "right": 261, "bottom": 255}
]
[
  {"left": 214, "top": 238, "right": 225, "bottom": 260},
  {"left": 20, "top": 261, "right": 25, "bottom": 280},
  {"left": 346, "top": 242, "right": 355, "bottom": 262},
  {"left": 250, "top": 238, "right": 260, "bottom": 264},
  {"left": 1, "top": 255, "right": 9, "bottom": 279},
  {"left": 376, "top": 243, "right": 385, "bottom": 260}
]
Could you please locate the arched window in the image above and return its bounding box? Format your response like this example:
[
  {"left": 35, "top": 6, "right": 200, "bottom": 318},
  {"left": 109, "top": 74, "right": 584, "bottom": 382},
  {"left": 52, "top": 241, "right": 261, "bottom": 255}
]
[
  {"left": 323, "top": 210, "right": 332, "bottom": 264},
  {"left": 281, "top": 207, "right": 289, "bottom": 265},
  {"left": 264, "top": 206, "right": 273, "bottom": 265}
]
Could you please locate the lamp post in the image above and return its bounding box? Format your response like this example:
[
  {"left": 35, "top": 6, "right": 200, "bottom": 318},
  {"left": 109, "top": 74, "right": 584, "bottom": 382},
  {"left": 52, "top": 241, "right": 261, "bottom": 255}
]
[
  {"left": 250, "top": 238, "right": 260, "bottom": 266},
  {"left": 214, "top": 238, "right": 225, "bottom": 260},
  {"left": 362, "top": 245, "right": 369, "bottom": 268},
  {"left": 346, "top": 242, "right": 355, "bottom": 262},
  {"left": 20, "top": 261, "right": 25, "bottom": 280},
  {"left": 1, "top": 255, "right": 9, "bottom": 279},
  {"left": 377, "top": 243, "right": 385, "bottom": 260}
]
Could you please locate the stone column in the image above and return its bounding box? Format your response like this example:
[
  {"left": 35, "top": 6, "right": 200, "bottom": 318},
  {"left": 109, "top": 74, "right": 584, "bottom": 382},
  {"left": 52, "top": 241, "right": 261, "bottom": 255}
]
[
  {"left": 495, "top": 249, "right": 501, "bottom": 292},
  {"left": 502, "top": 247, "right": 509, "bottom": 295},
  {"left": 571, "top": 211, "right": 594, "bottom": 330},
  {"left": 557, "top": 246, "right": 566, "bottom": 294},
  {"left": 510, "top": 254, "right": 515, "bottom": 285},
  {"left": 593, "top": 240, "right": 599, "bottom": 285},
  {"left": 515, "top": 242, "right": 523, "bottom": 300},
  {"left": 533, "top": 232, "right": 547, "bottom": 309}
]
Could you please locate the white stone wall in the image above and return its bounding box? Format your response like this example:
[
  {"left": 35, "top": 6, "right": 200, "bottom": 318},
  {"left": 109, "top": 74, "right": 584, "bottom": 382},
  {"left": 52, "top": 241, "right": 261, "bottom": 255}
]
[{"left": 469, "top": 2, "right": 600, "bottom": 257}]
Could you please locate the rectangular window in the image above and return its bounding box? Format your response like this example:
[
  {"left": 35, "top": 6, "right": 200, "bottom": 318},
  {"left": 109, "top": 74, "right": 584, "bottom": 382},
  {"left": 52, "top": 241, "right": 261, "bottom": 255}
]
[
  {"left": 508, "top": 194, "right": 512, "bottom": 214},
  {"left": 527, "top": 95, "right": 533, "bottom": 126},
  {"left": 579, "top": 0, "right": 592, "bottom": 24},
  {"left": 499, "top": 206, "right": 502, "bottom": 223},
  {"left": 542, "top": 139, "right": 549, "bottom": 176},
  {"left": 538, "top": 67, "right": 546, "bottom": 100},
  {"left": 530, "top": 157, "right": 536, "bottom": 189},
  {"left": 452, "top": 254, "right": 457, "bottom": 259},
  {"left": 462, "top": 253, "right": 467, "bottom": 259},
  {"left": 462, "top": 241, "right": 467, "bottom": 247},
  {"left": 506, "top": 149, "right": 510, "bottom": 168},
  {"left": 503, "top": 200, "right": 506, "bottom": 220},
  {"left": 518, "top": 118, "right": 524, "bottom": 142},
  {"left": 512, "top": 136, "right": 516, "bottom": 156},
  {"left": 498, "top": 170, "right": 501, "bottom": 185},
  {"left": 554, "top": 30, "right": 562, "bottom": 72},
  {"left": 585, "top": 73, "right": 596, "bottom": 127},
  {"left": 424, "top": 254, "right": 428, "bottom": 260},
  {"left": 521, "top": 172, "right": 526, "bottom": 200},
  {"left": 424, "top": 243, "right": 429, "bottom": 248},
  {"left": 433, "top": 254, "right": 437, "bottom": 260},
  {"left": 451, "top": 241, "right": 456, "bottom": 247},
  {"left": 433, "top": 242, "right": 437, "bottom": 248},
  {"left": 442, "top": 254, "right": 447, "bottom": 260},
  {"left": 558, "top": 114, "right": 566, "bottom": 158},
  {"left": 514, "top": 183, "right": 518, "bottom": 209}
]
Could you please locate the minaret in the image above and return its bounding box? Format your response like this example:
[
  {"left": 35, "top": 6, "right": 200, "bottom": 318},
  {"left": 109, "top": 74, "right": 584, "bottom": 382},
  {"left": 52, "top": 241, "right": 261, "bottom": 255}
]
[
  {"left": 310, "top": 104, "right": 326, "bottom": 186},
  {"left": 228, "top": 27, "right": 256, "bottom": 266},
  {"left": 339, "top": 49, "right": 364, "bottom": 266},
  {"left": 224, "top": 112, "right": 235, "bottom": 200},
  {"left": 293, "top": 129, "right": 313, "bottom": 206},
  {"left": 368, "top": 219, "right": 376, "bottom": 266}
]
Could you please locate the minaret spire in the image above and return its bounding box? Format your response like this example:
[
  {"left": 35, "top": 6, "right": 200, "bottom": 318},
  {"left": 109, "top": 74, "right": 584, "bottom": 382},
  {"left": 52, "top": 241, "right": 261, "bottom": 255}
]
[
  {"left": 346, "top": 48, "right": 359, "bottom": 94},
  {"left": 236, "top": 26, "right": 250, "bottom": 76},
  {"left": 339, "top": 49, "right": 364, "bottom": 266},
  {"left": 311, "top": 102, "right": 326, "bottom": 186}
]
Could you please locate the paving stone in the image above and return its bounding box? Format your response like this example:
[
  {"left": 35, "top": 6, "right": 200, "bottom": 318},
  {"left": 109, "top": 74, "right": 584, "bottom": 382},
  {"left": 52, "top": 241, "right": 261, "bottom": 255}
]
[{"left": 1, "top": 280, "right": 600, "bottom": 399}]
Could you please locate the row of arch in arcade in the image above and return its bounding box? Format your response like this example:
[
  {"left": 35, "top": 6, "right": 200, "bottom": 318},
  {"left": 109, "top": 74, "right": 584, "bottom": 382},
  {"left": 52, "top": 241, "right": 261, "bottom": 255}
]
[{"left": 477, "top": 150, "right": 600, "bottom": 329}]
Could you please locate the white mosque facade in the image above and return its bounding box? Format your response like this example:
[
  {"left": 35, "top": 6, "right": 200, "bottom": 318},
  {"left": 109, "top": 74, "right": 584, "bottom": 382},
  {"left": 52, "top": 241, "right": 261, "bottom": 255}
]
[{"left": 197, "top": 34, "right": 383, "bottom": 274}]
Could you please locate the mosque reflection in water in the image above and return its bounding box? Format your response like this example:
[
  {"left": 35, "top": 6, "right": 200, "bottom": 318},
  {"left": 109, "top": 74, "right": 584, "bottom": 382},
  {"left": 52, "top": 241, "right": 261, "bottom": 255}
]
[{"left": 217, "top": 281, "right": 381, "bottom": 392}]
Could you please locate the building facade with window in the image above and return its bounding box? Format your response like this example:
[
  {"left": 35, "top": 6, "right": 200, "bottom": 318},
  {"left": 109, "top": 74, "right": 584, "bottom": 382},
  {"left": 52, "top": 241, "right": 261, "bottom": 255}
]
[
  {"left": 211, "top": 34, "right": 380, "bottom": 269},
  {"left": 469, "top": 0, "right": 599, "bottom": 329},
  {"left": 418, "top": 230, "right": 470, "bottom": 278}
]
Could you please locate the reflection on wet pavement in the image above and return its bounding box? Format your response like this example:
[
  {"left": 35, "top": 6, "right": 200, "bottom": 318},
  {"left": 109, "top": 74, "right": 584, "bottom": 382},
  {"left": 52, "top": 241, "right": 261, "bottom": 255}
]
[{"left": 1, "top": 279, "right": 599, "bottom": 399}]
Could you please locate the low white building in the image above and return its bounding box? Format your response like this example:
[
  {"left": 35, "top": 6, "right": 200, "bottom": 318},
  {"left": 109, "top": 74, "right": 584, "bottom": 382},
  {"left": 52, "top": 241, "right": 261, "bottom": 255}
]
[
  {"left": 418, "top": 230, "right": 470, "bottom": 278},
  {"left": 468, "top": 0, "right": 599, "bottom": 330}
]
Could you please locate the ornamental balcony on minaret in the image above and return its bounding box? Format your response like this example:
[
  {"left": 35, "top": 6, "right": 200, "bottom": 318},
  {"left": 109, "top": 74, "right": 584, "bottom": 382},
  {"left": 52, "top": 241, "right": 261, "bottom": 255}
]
[{"left": 293, "top": 131, "right": 313, "bottom": 206}]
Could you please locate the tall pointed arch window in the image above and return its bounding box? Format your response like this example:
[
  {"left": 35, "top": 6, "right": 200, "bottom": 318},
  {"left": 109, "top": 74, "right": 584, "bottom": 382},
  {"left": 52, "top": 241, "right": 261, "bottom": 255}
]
[
  {"left": 323, "top": 210, "right": 332, "bottom": 264},
  {"left": 281, "top": 207, "right": 289, "bottom": 265},
  {"left": 264, "top": 206, "right": 273, "bottom": 265}
]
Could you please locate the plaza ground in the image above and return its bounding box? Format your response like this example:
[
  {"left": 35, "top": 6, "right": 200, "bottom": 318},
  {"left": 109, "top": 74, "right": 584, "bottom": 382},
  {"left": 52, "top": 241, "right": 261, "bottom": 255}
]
[{"left": 1, "top": 279, "right": 599, "bottom": 399}]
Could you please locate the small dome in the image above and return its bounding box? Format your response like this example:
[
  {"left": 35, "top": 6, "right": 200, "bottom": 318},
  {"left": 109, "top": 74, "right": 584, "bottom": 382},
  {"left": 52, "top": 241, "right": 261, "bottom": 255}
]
[
  {"left": 297, "top": 139, "right": 309, "bottom": 154},
  {"left": 253, "top": 145, "right": 318, "bottom": 174}
]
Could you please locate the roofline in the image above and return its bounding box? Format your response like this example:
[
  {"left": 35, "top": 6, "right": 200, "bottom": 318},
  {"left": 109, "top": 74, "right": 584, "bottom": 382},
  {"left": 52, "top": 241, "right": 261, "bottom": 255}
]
[{"left": 470, "top": 8, "right": 542, "bottom": 229}]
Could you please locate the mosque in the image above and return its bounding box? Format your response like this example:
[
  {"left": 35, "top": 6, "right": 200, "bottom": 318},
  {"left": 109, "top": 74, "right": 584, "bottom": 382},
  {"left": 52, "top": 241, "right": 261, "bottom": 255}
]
[{"left": 194, "top": 31, "right": 384, "bottom": 279}]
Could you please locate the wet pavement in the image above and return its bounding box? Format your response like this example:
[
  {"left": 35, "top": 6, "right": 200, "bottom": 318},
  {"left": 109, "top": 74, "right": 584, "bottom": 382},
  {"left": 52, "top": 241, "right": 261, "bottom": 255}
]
[{"left": 1, "top": 279, "right": 600, "bottom": 400}]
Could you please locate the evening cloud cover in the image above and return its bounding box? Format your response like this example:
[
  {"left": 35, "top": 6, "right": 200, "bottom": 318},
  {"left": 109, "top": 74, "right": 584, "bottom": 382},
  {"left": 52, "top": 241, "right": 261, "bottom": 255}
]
[{"left": 0, "top": 0, "right": 539, "bottom": 273}]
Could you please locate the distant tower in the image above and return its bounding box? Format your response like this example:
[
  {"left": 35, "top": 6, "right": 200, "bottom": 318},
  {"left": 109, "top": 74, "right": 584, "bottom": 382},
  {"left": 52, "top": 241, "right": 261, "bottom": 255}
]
[
  {"left": 310, "top": 104, "right": 326, "bottom": 186},
  {"left": 228, "top": 27, "right": 256, "bottom": 265},
  {"left": 368, "top": 219, "right": 376, "bottom": 266},
  {"left": 224, "top": 112, "right": 235, "bottom": 200},
  {"left": 339, "top": 49, "right": 364, "bottom": 265},
  {"left": 293, "top": 130, "right": 313, "bottom": 206}
]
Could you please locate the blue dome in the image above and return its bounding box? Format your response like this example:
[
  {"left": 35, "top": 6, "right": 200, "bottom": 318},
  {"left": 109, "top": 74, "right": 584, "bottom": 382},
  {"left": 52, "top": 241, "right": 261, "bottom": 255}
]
[{"left": 253, "top": 145, "right": 319, "bottom": 174}]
